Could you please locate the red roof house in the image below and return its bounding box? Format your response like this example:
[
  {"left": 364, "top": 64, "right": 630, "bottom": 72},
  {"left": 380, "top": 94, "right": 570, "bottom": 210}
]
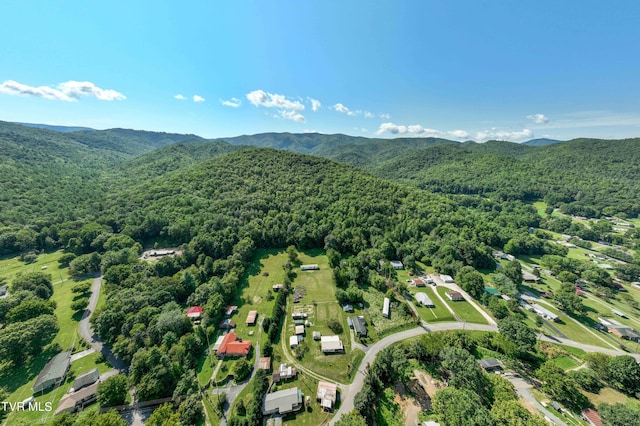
[
  {"left": 581, "top": 408, "right": 603, "bottom": 426},
  {"left": 215, "top": 332, "right": 252, "bottom": 357},
  {"left": 185, "top": 306, "right": 203, "bottom": 319}
]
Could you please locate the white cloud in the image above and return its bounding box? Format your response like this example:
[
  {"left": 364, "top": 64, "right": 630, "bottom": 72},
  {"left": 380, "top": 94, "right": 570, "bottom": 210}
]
[
  {"left": 331, "top": 103, "right": 353, "bottom": 115},
  {"left": 0, "top": 79, "right": 125, "bottom": 101},
  {"left": 376, "top": 122, "right": 442, "bottom": 137},
  {"left": 379, "top": 113, "right": 391, "bottom": 120},
  {"left": 303, "top": 129, "right": 318, "bottom": 133},
  {"left": 246, "top": 89, "right": 305, "bottom": 110},
  {"left": 174, "top": 94, "right": 186, "bottom": 100},
  {"left": 527, "top": 113, "right": 549, "bottom": 124},
  {"left": 363, "top": 111, "right": 374, "bottom": 118},
  {"left": 308, "top": 97, "right": 321, "bottom": 112},
  {"left": 221, "top": 97, "right": 241, "bottom": 107},
  {"left": 448, "top": 130, "right": 470, "bottom": 139},
  {"left": 193, "top": 95, "right": 205, "bottom": 102},
  {"left": 280, "top": 109, "right": 305, "bottom": 123},
  {"left": 475, "top": 128, "right": 533, "bottom": 142}
]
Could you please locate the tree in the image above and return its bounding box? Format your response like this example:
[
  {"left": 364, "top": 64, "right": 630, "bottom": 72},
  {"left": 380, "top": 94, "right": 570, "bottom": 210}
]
[
  {"left": 98, "top": 374, "right": 128, "bottom": 407},
  {"left": 554, "top": 282, "right": 583, "bottom": 313},
  {"left": 497, "top": 316, "right": 536, "bottom": 355},
  {"left": 607, "top": 355, "right": 640, "bottom": 395},
  {"left": 536, "top": 361, "right": 587, "bottom": 408},
  {"left": 232, "top": 358, "right": 252, "bottom": 382},
  {"left": 327, "top": 318, "right": 343, "bottom": 334},
  {"left": 491, "top": 400, "right": 547, "bottom": 426},
  {"left": 598, "top": 403, "right": 640, "bottom": 426},
  {"left": 493, "top": 273, "right": 517, "bottom": 297},
  {"left": 503, "top": 261, "right": 523, "bottom": 287},
  {"left": 146, "top": 403, "right": 181, "bottom": 426},
  {"left": 12, "top": 272, "right": 53, "bottom": 299},
  {"left": 439, "top": 347, "right": 488, "bottom": 398},
  {"left": 71, "top": 297, "right": 89, "bottom": 312},
  {"left": 286, "top": 245, "right": 299, "bottom": 265},
  {"left": 432, "top": 387, "right": 495, "bottom": 426},
  {"left": 585, "top": 352, "right": 611, "bottom": 380},
  {"left": 5, "top": 299, "right": 55, "bottom": 323},
  {"left": 334, "top": 411, "right": 368, "bottom": 426},
  {"left": 569, "top": 368, "right": 603, "bottom": 393},
  {"left": 456, "top": 266, "right": 485, "bottom": 299},
  {"left": 178, "top": 395, "right": 204, "bottom": 426},
  {"left": 0, "top": 314, "right": 58, "bottom": 364}
]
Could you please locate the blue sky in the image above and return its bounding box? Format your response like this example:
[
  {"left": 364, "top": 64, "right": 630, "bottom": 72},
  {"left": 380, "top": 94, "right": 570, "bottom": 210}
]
[{"left": 1, "top": 1, "right": 639, "bottom": 141}]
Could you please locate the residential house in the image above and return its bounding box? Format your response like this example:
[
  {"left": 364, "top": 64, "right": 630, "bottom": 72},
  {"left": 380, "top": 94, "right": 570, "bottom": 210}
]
[
  {"left": 445, "top": 291, "right": 464, "bottom": 301},
  {"left": 531, "top": 304, "right": 559, "bottom": 322},
  {"left": 185, "top": 306, "right": 203, "bottom": 319},
  {"left": 383, "top": 297, "right": 390, "bottom": 318},
  {"left": 272, "top": 284, "right": 284, "bottom": 292},
  {"left": 33, "top": 351, "right": 71, "bottom": 393},
  {"left": 413, "top": 278, "right": 426, "bottom": 287},
  {"left": 300, "top": 264, "right": 319, "bottom": 271},
  {"left": 54, "top": 382, "right": 99, "bottom": 415},
  {"left": 415, "top": 292, "right": 435, "bottom": 307},
  {"left": 390, "top": 260, "right": 404, "bottom": 270},
  {"left": 316, "top": 381, "right": 338, "bottom": 412},
  {"left": 342, "top": 303, "right": 354, "bottom": 313},
  {"left": 70, "top": 368, "right": 99, "bottom": 393},
  {"left": 273, "top": 364, "right": 297, "bottom": 382},
  {"left": 439, "top": 274, "right": 455, "bottom": 283},
  {"left": 258, "top": 357, "right": 272, "bottom": 372},
  {"left": 352, "top": 316, "right": 367, "bottom": 337},
  {"left": 295, "top": 325, "right": 305, "bottom": 335},
  {"left": 215, "top": 332, "right": 251, "bottom": 357},
  {"left": 320, "top": 335, "right": 344, "bottom": 354},
  {"left": 581, "top": 408, "right": 604, "bottom": 426},
  {"left": 289, "top": 336, "right": 299, "bottom": 348},
  {"left": 263, "top": 388, "right": 303, "bottom": 416},
  {"left": 522, "top": 271, "right": 540, "bottom": 282}
]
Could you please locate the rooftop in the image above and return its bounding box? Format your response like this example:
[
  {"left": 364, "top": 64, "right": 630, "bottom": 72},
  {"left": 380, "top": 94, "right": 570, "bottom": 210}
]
[{"left": 33, "top": 351, "right": 71, "bottom": 391}]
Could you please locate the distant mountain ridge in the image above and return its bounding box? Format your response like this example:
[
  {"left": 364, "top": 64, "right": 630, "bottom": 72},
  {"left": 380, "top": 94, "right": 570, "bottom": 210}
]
[
  {"left": 13, "top": 122, "right": 95, "bottom": 132},
  {"left": 522, "top": 138, "right": 564, "bottom": 146}
]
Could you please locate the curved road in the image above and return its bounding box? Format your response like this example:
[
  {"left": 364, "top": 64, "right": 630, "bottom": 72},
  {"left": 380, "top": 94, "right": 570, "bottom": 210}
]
[
  {"left": 330, "top": 321, "right": 640, "bottom": 425},
  {"left": 78, "top": 274, "right": 128, "bottom": 372}
]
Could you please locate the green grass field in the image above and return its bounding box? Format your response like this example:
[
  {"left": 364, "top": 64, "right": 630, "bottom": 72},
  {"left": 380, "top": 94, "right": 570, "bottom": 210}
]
[
  {"left": 436, "top": 286, "right": 488, "bottom": 324},
  {"left": 551, "top": 355, "right": 581, "bottom": 370},
  {"left": 0, "top": 250, "right": 72, "bottom": 284},
  {"left": 362, "top": 287, "right": 415, "bottom": 338},
  {"left": 532, "top": 201, "right": 549, "bottom": 218},
  {"left": 408, "top": 286, "right": 455, "bottom": 323}
]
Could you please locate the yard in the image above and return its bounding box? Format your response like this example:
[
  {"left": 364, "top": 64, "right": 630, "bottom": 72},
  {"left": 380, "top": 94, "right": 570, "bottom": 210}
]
[
  {"left": 0, "top": 249, "right": 72, "bottom": 284},
  {"left": 436, "top": 286, "right": 488, "bottom": 324},
  {"left": 283, "top": 250, "right": 363, "bottom": 384},
  {"left": 361, "top": 287, "right": 415, "bottom": 338},
  {"left": 407, "top": 286, "right": 455, "bottom": 323}
]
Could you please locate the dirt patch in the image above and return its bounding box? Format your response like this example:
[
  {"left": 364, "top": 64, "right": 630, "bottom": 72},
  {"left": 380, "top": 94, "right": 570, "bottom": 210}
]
[
  {"left": 253, "top": 295, "right": 262, "bottom": 304},
  {"left": 413, "top": 369, "right": 443, "bottom": 399},
  {"left": 519, "top": 397, "right": 539, "bottom": 416},
  {"left": 393, "top": 380, "right": 427, "bottom": 426}
]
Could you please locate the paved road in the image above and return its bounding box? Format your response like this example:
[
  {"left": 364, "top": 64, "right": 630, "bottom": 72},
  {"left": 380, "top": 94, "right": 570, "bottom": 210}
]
[
  {"left": 212, "top": 342, "right": 261, "bottom": 426},
  {"left": 508, "top": 376, "right": 565, "bottom": 425},
  {"left": 330, "top": 321, "right": 639, "bottom": 425},
  {"left": 78, "top": 274, "right": 128, "bottom": 372}
]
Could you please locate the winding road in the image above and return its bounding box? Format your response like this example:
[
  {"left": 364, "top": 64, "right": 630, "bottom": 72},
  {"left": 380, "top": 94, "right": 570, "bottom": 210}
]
[{"left": 78, "top": 274, "right": 128, "bottom": 372}]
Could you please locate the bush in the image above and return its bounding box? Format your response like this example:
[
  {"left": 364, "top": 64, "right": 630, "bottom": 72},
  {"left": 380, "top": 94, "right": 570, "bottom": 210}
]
[
  {"left": 327, "top": 318, "right": 343, "bottom": 334},
  {"left": 71, "top": 297, "right": 89, "bottom": 312}
]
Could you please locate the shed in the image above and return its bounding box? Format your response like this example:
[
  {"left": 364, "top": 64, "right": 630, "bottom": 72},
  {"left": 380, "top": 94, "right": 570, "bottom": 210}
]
[
  {"left": 439, "top": 274, "right": 454, "bottom": 283},
  {"left": 312, "top": 331, "right": 321, "bottom": 340},
  {"left": 246, "top": 310, "right": 258, "bottom": 326},
  {"left": 383, "top": 297, "right": 390, "bottom": 318},
  {"left": 300, "top": 264, "right": 319, "bottom": 271},
  {"left": 522, "top": 271, "right": 540, "bottom": 282},
  {"left": 342, "top": 303, "right": 354, "bottom": 313},
  {"left": 295, "top": 325, "right": 305, "bottom": 335},
  {"left": 389, "top": 260, "right": 404, "bottom": 270},
  {"left": 258, "top": 357, "right": 272, "bottom": 372},
  {"left": 289, "top": 336, "right": 299, "bottom": 348},
  {"left": 484, "top": 287, "right": 500, "bottom": 297}
]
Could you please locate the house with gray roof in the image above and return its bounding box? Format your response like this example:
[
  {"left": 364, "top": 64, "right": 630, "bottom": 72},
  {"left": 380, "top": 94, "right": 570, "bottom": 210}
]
[
  {"left": 33, "top": 351, "right": 71, "bottom": 393},
  {"left": 263, "top": 387, "right": 303, "bottom": 416}
]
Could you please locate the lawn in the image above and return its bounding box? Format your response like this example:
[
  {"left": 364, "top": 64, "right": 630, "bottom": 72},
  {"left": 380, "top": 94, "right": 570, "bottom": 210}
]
[
  {"left": 361, "top": 287, "right": 415, "bottom": 338},
  {"left": 284, "top": 250, "right": 363, "bottom": 383},
  {"left": 436, "top": 286, "right": 488, "bottom": 324},
  {"left": 551, "top": 355, "right": 581, "bottom": 370},
  {"left": 582, "top": 387, "right": 640, "bottom": 409},
  {"left": 5, "top": 351, "right": 112, "bottom": 424},
  {"left": 0, "top": 249, "right": 72, "bottom": 284},
  {"left": 407, "top": 286, "right": 455, "bottom": 323},
  {"left": 532, "top": 201, "right": 549, "bottom": 218}
]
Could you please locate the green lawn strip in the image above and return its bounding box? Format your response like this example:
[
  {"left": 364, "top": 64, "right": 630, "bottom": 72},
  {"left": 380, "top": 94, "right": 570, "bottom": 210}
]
[
  {"left": 7, "top": 351, "right": 111, "bottom": 424},
  {"left": 196, "top": 351, "right": 217, "bottom": 387},
  {"left": 0, "top": 250, "right": 71, "bottom": 284},
  {"left": 551, "top": 355, "right": 581, "bottom": 370},
  {"left": 374, "top": 388, "right": 404, "bottom": 426},
  {"left": 557, "top": 345, "right": 587, "bottom": 359},
  {"left": 532, "top": 303, "right": 610, "bottom": 348},
  {"left": 582, "top": 387, "right": 640, "bottom": 410},
  {"left": 202, "top": 392, "right": 221, "bottom": 426},
  {"left": 52, "top": 276, "right": 93, "bottom": 350},
  {"left": 435, "top": 286, "right": 487, "bottom": 324}
]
